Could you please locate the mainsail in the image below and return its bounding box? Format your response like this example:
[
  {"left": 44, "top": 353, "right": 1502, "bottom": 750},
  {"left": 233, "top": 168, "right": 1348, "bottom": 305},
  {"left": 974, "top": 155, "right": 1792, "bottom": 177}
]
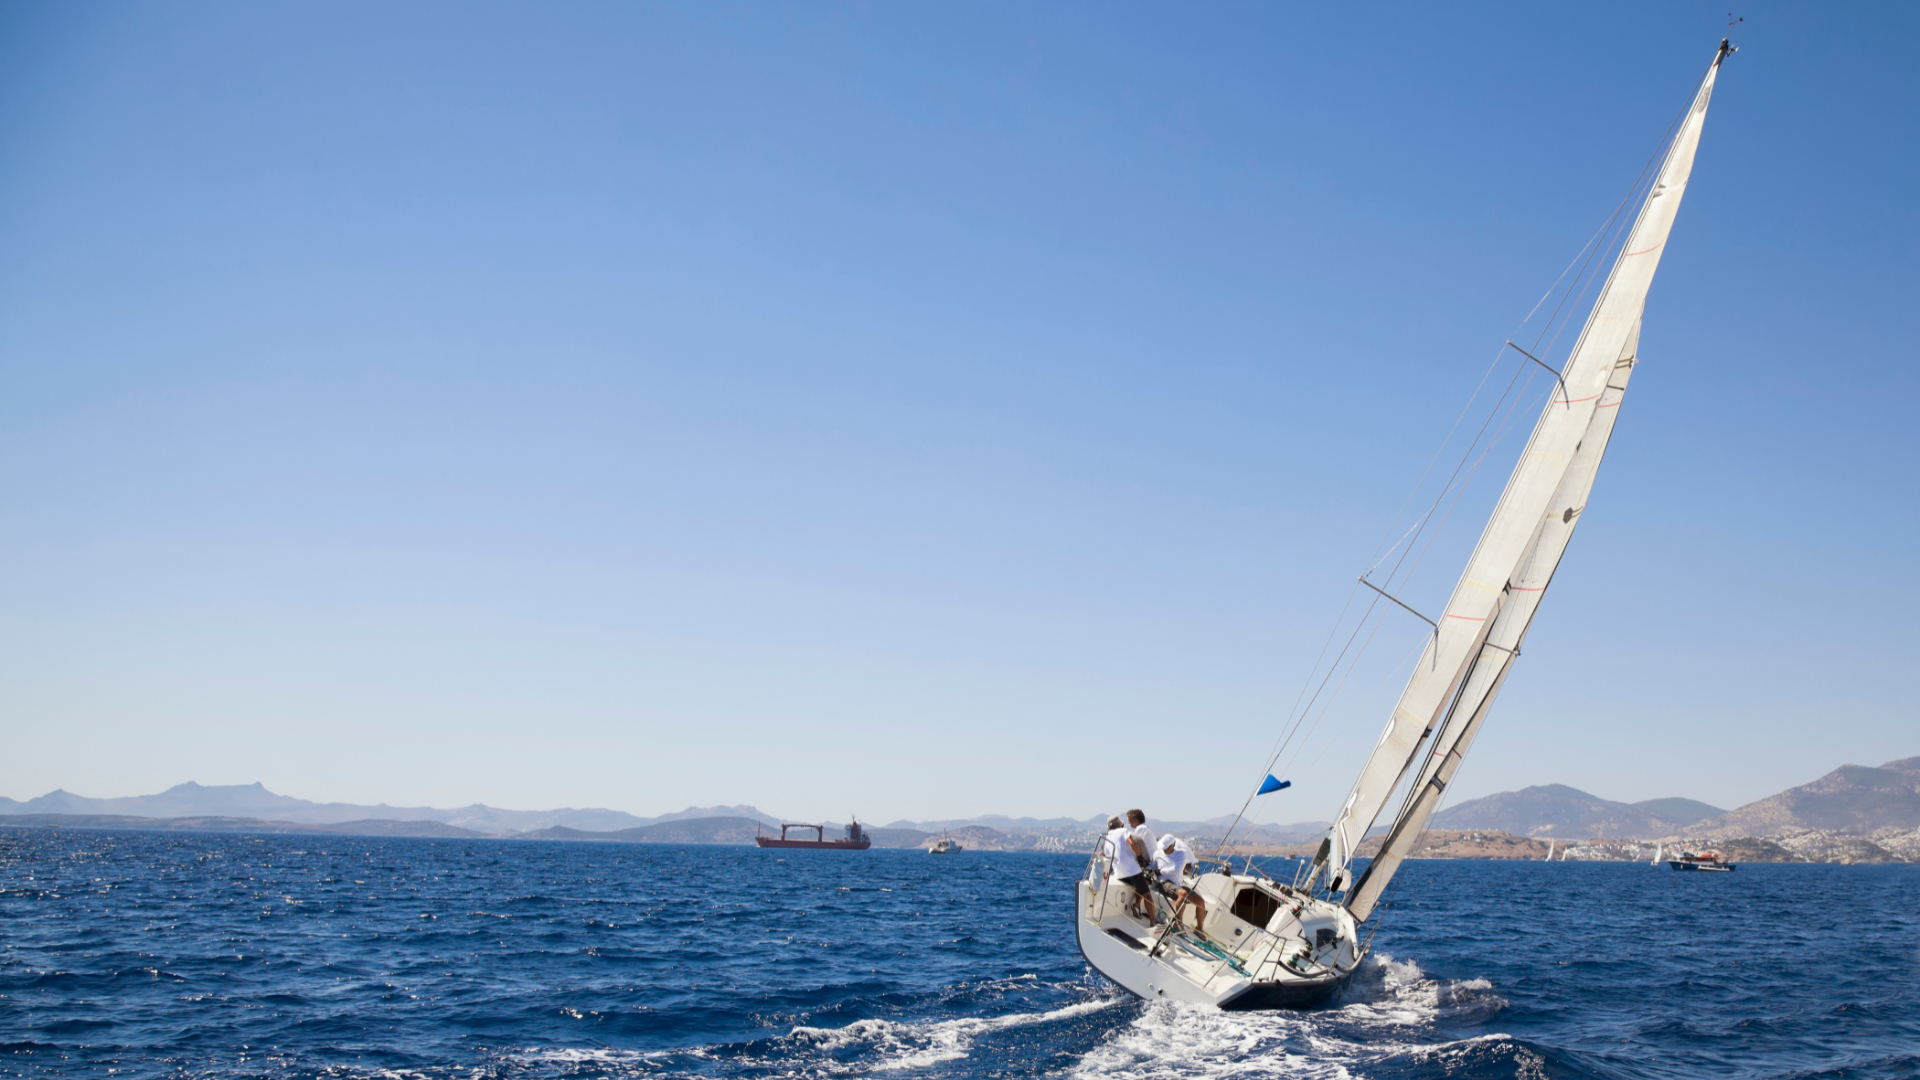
[{"left": 1320, "top": 41, "right": 1732, "bottom": 914}]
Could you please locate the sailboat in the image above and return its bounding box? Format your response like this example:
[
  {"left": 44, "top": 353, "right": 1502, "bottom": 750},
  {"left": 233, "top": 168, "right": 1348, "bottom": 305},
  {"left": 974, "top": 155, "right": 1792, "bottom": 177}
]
[{"left": 1074, "top": 40, "right": 1735, "bottom": 1010}]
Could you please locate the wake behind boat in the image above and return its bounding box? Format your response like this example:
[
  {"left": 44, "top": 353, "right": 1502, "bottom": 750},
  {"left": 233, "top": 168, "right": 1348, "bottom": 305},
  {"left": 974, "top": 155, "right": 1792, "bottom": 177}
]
[{"left": 1076, "top": 40, "right": 1736, "bottom": 1009}]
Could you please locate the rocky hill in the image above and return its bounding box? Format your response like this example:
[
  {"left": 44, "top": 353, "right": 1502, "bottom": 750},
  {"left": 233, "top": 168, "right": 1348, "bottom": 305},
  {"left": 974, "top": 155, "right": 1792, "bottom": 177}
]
[
  {"left": 0, "top": 781, "right": 781, "bottom": 833},
  {"left": 1432, "top": 784, "right": 1723, "bottom": 838},
  {"left": 1687, "top": 758, "right": 1920, "bottom": 839},
  {"left": 0, "top": 814, "right": 486, "bottom": 838},
  {"left": 518, "top": 817, "right": 771, "bottom": 845}
]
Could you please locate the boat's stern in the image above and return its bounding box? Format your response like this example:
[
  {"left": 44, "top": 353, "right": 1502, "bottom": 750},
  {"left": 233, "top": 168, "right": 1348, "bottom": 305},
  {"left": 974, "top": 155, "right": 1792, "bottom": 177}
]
[{"left": 1074, "top": 854, "right": 1353, "bottom": 1009}]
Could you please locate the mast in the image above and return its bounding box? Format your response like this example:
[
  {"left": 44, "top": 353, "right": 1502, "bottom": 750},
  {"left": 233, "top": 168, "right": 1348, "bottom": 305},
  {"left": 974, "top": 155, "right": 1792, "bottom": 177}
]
[
  {"left": 1319, "top": 41, "right": 1732, "bottom": 913},
  {"left": 1346, "top": 321, "right": 1640, "bottom": 917}
]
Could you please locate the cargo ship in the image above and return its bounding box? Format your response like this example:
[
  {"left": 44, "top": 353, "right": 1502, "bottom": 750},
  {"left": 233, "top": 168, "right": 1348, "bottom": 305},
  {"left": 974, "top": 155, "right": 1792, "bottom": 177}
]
[{"left": 754, "top": 819, "right": 872, "bottom": 850}]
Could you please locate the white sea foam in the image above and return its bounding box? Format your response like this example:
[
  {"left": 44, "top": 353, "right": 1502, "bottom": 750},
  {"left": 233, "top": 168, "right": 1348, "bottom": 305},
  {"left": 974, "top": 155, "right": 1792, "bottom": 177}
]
[
  {"left": 1067, "top": 952, "right": 1512, "bottom": 1080},
  {"left": 507, "top": 957, "right": 1510, "bottom": 1079},
  {"left": 507, "top": 989, "right": 1125, "bottom": 1077},
  {"left": 790, "top": 994, "right": 1123, "bottom": 1071}
]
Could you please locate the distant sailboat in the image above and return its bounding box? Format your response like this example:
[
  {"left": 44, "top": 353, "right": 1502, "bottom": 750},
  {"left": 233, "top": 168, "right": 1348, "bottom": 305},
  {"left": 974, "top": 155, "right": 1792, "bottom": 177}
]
[
  {"left": 1651, "top": 844, "right": 1663, "bottom": 866},
  {"left": 1074, "top": 41, "right": 1736, "bottom": 1009},
  {"left": 1546, "top": 840, "right": 1557, "bottom": 862}
]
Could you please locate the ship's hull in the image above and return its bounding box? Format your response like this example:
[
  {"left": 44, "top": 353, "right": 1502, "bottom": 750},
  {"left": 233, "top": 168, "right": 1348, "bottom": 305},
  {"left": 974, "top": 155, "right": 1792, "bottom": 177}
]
[
  {"left": 1073, "top": 875, "right": 1349, "bottom": 1010},
  {"left": 754, "top": 838, "right": 872, "bottom": 849},
  {"left": 1668, "top": 860, "right": 1734, "bottom": 872}
]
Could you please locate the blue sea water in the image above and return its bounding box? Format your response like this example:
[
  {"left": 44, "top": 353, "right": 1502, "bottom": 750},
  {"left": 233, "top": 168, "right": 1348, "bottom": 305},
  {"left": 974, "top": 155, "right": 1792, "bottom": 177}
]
[{"left": 2, "top": 829, "right": 1916, "bottom": 1079}]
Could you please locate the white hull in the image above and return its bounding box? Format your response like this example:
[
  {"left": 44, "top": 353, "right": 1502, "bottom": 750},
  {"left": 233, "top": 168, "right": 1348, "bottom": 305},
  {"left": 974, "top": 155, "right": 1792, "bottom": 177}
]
[{"left": 1074, "top": 853, "right": 1356, "bottom": 1010}]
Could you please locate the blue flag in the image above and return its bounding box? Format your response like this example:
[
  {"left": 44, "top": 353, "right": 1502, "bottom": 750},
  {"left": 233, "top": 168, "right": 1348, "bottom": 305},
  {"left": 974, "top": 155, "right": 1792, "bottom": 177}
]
[{"left": 1257, "top": 774, "right": 1292, "bottom": 795}]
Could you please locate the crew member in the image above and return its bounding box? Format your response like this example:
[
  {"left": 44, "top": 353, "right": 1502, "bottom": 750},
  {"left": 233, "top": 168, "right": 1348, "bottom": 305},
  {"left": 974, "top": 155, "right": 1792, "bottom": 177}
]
[
  {"left": 1154, "top": 833, "right": 1207, "bottom": 936},
  {"left": 1104, "top": 815, "right": 1155, "bottom": 921},
  {"left": 1124, "top": 809, "right": 1159, "bottom": 921}
]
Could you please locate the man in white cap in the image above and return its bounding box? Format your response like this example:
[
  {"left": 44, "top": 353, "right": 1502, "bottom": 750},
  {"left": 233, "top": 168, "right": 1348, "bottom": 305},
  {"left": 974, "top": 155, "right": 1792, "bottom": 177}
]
[{"left": 1153, "top": 833, "right": 1207, "bottom": 936}]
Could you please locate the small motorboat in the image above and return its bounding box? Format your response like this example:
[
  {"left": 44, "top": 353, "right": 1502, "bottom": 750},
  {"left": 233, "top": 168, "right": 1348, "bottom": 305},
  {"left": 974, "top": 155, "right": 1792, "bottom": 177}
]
[
  {"left": 928, "top": 832, "right": 962, "bottom": 854},
  {"left": 1668, "top": 849, "right": 1735, "bottom": 872}
]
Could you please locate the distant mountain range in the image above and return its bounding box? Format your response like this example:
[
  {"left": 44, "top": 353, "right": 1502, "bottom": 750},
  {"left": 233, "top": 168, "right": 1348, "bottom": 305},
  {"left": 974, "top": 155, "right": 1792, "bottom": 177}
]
[
  {"left": 1433, "top": 785, "right": 1724, "bottom": 838},
  {"left": 0, "top": 782, "right": 1324, "bottom": 846},
  {"left": 0, "top": 782, "right": 783, "bottom": 833},
  {"left": 1687, "top": 757, "right": 1920, "bottom": 840},
  {"left": 7, "top": 757, "right": 1914, "bottom": 847},
  {"left": 1433, "top": 757, "right": 1920, "bottom": 840}
]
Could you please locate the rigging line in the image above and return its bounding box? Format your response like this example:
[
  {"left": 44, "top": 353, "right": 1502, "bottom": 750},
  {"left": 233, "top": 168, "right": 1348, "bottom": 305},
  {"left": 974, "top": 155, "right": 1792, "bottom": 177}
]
[
  {"left": 1271, "top": 378, "right": 1499, "bottom": 803},
  {"left": 1214, "top": 595, "right": 1383, "bottom": 856},
  {"left": 1528, "top": 94, "right": 1693, "bottom": 355},
  {"left": 1265, "top": 367, "right": 1543, "bottom": 849},
  {"left": 1276, "top": 610, "right": 1391, "bottom": 789},
  {"left": 1311, "top": 586, "right": 1420, "bottom": 767},
  {"left": 1293, "top": 632, "right": 1429, "bottom": 780},
  {"left": 1262, "top": 599, "right": 1381, "bottom": 776},
  {"left": 1365, "top": 516, "right": 1435, "bottom": 580},
  {"left": 1531, "top": 178, "right": 1647, "bottom": 357},
  {"left": 1392, "top": 367, "right": 1546, "bottom": 599},
  {"left": 1529, "top": 92, "right": 1697, "bottom": 383},
  {"left": 1227, "top": 594, "right": 1380, "bottom": 851},
  {"left": 1377, "top": 358, "right": 1531, "bottom": 592},
  {"left": 1253, "top": 581, "right": 1365, "bottom": 786},
  {"left": 1378, "top": 133, "right": 1673, "bottom": 608},
  {"left": 1508, "top": 186, "right": 1633, "bottom": 343},
  {"left": 1362, "top": 102, "right": 1683, "bottom": 578},
  {"left": 1536, "top": 189, "right": 1644, "bottom": 372},
  {"left": 1277, "top": 605, "right": 1408, "bottom": 786},
  {"left": 1361, "top": 343, "right": 1513, "bottom": 573},
  {"left": 1277, "top": 600, "right": 1399, "bottom": 793}
]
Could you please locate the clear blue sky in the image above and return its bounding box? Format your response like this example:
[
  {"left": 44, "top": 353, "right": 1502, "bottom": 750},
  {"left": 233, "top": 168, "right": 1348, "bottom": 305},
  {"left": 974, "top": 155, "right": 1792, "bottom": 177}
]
[{"left": 2, "top": 2, "right": 1913, "bottom": 825}]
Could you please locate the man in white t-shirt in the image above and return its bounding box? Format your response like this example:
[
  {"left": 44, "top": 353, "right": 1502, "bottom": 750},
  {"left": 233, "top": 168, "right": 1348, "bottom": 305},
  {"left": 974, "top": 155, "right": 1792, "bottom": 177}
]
[
  {"left": 1103, "top": 814, "right": 1154, "bottom": 921},
  {"left": 1125, "top": 810, "right": 1154, "bottom": 866},
  {"left": 1153, "top": 833, "right": 1208, "bottom": 936},
  {"left": 1124, "top": 809, "right": 1161, "bottom": 922}
]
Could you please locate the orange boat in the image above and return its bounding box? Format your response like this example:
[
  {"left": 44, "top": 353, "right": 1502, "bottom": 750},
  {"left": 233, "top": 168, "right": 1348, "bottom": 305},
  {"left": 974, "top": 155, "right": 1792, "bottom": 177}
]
[{"left": 1668, "top": 849, "right": 1735, "bottom": 872}]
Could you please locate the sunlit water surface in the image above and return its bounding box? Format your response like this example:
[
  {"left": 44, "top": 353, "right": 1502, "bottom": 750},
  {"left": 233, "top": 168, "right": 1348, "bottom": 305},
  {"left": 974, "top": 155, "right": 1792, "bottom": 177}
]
[{"left": 3, "top": 829, "right": 1916, "bottom": 1078}]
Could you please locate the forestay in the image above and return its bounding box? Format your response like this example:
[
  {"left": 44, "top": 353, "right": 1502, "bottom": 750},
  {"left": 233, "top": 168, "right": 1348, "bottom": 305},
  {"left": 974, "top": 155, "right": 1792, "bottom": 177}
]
[{"left": 1321, "top": 42, "right": 1732, "bottom": 910}]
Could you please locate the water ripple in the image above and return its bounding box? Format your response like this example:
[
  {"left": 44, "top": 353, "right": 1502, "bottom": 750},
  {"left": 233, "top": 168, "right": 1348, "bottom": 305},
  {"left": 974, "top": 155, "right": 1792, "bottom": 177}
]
[{"left": 2, "top": 830, "right": 1916, "bottom": 1078}]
